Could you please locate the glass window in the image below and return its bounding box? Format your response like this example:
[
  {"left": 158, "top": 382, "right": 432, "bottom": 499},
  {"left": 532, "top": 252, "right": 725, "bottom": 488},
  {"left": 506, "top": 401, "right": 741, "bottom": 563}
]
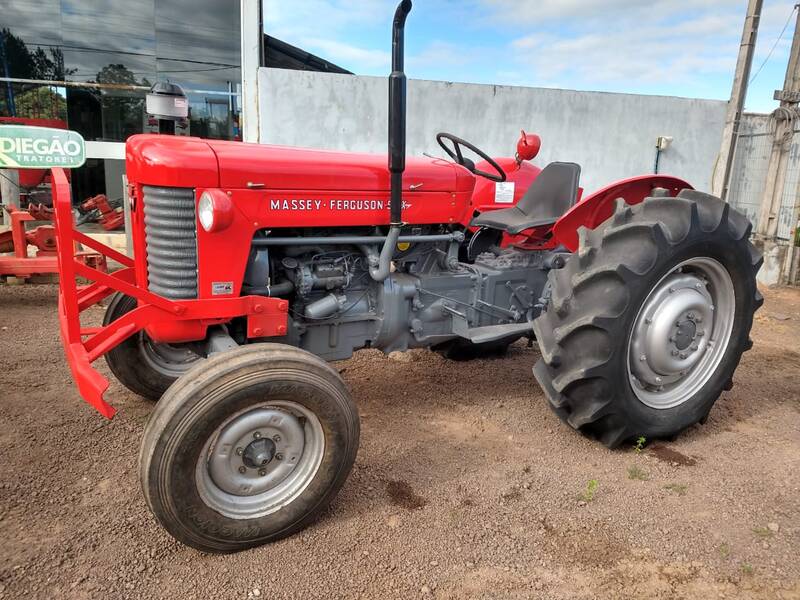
[
  {"left": 1, "top": 0, "right": 245, "bottom": 207},
  {"left": 61, "top": 0, "right": 156, "bottom": 57},
  {"left": 155, "top": 0, "right": 240, "bottom": 66}
]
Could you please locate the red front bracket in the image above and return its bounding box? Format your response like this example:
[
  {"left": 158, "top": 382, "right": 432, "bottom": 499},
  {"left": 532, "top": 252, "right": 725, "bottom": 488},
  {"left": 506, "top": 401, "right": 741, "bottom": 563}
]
[{"left": 51, "top": 169, "right": 288, "bottom": 419}]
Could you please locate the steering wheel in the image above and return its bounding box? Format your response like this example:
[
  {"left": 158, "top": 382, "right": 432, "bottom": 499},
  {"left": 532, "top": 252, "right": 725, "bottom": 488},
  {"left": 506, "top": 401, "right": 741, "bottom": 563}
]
[{"left": 436, "top": 132, "right": 507, "bottom": 182}]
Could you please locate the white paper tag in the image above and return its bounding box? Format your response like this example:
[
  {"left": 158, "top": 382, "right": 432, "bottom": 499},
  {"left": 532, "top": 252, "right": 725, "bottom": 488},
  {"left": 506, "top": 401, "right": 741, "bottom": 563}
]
[{"left": 495, "top": 181, "right": 515, "bottom": 204}]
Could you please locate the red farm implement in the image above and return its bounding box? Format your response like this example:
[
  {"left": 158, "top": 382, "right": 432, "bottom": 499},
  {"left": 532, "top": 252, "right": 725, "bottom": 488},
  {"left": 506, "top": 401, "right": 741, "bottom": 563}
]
[{"left": 0, "top": 203, "right": 106, "bottom": 279}]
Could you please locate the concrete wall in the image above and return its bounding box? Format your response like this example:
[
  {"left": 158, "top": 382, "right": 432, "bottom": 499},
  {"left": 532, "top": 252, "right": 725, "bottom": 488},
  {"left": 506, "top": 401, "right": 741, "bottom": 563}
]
[{"left": 258, "top": 68, "right": 728, "bottom": 194}]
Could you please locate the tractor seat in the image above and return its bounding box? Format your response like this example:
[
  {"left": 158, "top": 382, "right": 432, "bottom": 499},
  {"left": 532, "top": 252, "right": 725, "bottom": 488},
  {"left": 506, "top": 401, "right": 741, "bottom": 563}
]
[{"left": 470, "top": 162, "right": 581, "bottom": 235}]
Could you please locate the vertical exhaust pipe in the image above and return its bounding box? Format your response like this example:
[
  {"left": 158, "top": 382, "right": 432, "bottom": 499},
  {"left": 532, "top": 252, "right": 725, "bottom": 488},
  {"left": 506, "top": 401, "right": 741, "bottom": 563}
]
[
  {"left": 389, "top": 0, "right": 412, "bottom": 226},
  {"left": 370, "top": 0, "right": 412, "bottom": 282}
]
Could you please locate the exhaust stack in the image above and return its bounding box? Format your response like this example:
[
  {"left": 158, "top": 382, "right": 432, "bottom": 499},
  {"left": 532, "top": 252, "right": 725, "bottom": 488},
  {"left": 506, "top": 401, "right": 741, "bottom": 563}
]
[
  {"left": 388, "top": 0, "right": 412, "bottom": 226},
  {"left": 368, "top": 0, "right": 411, "bottom": 282}
]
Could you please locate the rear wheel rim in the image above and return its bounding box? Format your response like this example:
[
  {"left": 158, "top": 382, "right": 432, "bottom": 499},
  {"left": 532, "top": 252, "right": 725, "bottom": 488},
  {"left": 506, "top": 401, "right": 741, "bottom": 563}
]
[
  {"left": 195, "top": 400, "right": 325, "bottom": 520},
  {"left": 627, "top": 257, "right": 736, "bottom": 410}
]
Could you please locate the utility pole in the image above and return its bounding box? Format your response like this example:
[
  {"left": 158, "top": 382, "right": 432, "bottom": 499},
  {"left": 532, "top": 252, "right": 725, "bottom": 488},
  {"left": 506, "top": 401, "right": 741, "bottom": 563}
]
[
  {"left": 757, "top": 6, "right": 800, "bottom": 285},
  {"left": 712, "top": 0, "right": 762, "bottom": 199}
]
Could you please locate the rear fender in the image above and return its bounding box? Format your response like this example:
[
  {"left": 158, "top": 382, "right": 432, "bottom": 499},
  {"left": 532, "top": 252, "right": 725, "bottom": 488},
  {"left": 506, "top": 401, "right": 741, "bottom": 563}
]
[{"left": 552, "top": 175, "right": 693, "bottom": 252}]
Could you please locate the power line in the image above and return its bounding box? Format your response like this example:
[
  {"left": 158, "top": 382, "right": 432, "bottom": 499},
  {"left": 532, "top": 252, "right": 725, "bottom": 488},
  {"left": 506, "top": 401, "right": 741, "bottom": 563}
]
[{"left": 750, "top": 3, "right": 799, "bottom": 85}]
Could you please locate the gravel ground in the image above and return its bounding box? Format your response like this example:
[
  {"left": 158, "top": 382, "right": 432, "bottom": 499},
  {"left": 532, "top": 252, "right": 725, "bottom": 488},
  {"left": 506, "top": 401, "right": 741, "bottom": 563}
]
[{"left": 0, "top": 283, "right": 798, "bottom": 600}]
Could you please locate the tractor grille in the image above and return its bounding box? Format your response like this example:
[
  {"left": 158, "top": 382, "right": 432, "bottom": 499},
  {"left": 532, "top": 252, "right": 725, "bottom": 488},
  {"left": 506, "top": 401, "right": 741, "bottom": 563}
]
[{"left": 142, "top": 186, "right": 198, "bottom": 299}]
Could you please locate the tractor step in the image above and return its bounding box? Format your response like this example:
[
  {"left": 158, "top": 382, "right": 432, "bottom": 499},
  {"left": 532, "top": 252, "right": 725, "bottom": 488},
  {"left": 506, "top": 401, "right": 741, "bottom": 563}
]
[{"left": 455, "top": 321, "right": 533, "bottom": 344}]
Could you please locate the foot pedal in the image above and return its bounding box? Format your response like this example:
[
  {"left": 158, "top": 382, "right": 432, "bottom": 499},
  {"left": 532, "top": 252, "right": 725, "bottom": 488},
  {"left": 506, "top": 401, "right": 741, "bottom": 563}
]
[{"left": 455, "top": 321, "right": 534, "bottom": 344}]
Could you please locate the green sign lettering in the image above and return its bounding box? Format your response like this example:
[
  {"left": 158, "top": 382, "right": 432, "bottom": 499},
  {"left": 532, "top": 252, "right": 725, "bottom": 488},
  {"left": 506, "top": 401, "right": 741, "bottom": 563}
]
[{"left": 0, "top": 125, "right": 86, "bottom": 169}]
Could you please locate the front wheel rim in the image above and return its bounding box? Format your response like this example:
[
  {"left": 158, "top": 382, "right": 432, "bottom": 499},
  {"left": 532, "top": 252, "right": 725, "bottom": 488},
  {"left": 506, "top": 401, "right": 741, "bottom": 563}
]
[
  {"left": 195, "top": 400, "right": 325, "bottom": 520},
  {"left": 139, "top": 335, "right": 201, "bottom": 378},
  {"left": 627, "top": 257, "right": 736, "bottom": 410}
]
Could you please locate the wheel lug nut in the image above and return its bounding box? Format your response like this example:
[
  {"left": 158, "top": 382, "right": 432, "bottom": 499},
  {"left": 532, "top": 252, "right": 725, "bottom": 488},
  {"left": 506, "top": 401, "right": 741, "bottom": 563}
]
[
  {"left": 655, "top": 377, "right": 663, "bottom": 384},
  {"left": 639, "top": 355, "right": 647, "bottom": 362},
  {"left": 258, "top": 469, "right": 267, "bottom": 476},
  {"left": 680, "top": 353, "right": 687, "bottom": 359},
  {"left": 238, "top": 466, "right": 246, "bottom": 474},
  {"left": 671, "top": 350, "right": 679, "bottom": 357},
  {"left": 236, "top": 447, "right": 243, "bottom": 456},
  {"left": 273, "top": 434, "right": 281, "bottom": 442},
  {"left": 691, "top": 345, "right": 699, "bottom": 351},
  {"left": 276, "top": 453, "right": 284, "bottom": 461},
  {"left": 253, "top": 431, "right": 262, "bottom": 439},
  {"left": 697, "top": 330, "right": 704, "bottom": 337}
]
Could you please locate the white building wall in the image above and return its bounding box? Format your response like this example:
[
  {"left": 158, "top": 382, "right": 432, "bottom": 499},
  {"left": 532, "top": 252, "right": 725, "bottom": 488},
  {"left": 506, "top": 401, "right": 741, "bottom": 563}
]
[{"left": 258, "top": 68, "right": 728, "bottom": 194}]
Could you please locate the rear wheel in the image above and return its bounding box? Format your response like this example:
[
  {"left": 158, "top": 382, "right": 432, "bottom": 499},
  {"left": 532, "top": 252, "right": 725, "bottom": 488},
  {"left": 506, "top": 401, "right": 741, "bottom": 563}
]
[
  {"left": 139, "top": 344, "right": 359, "bottom": 553},
  {"left": 103, "top": 293, "right": 202, "bottom": 400},
  {"left": 533, "top": 191, "right": 763, "bottom": 448}
]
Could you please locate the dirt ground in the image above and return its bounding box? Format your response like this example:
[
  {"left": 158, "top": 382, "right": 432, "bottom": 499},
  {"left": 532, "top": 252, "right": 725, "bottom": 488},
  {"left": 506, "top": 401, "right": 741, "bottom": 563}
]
[{"left": 0, "top": 284, "right": 798, "bottom": 600}]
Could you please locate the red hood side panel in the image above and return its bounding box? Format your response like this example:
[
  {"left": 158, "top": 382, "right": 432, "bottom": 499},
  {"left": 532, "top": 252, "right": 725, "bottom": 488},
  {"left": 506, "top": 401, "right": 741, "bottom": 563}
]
[
  {"left": 126, "top": 135, "right": 476, "bottom": 195},
  {"left": 126, "top": 134, "right": 220, "bottom": 188},
  {"left": 208, "top": 140, "right": 470, "bottom": 193}
]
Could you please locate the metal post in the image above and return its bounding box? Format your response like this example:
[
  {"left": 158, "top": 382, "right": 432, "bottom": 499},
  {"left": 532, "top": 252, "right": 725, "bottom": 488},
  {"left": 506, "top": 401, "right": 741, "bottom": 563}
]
[
  {"left": 240, "top": 0, "right": 263, "bottom": 143},
  {"left": 712, "top": 0, "right": 762, "bottom": 200},
  {"left": 0, "top": 169, "right": 19, "bottom": 226}
]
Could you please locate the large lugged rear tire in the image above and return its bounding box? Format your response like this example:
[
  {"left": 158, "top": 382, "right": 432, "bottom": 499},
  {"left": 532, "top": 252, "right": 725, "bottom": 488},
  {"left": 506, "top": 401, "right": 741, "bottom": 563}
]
[
  {"left": 139, "top": 344, "right": 359, "bottom": 553},
  {"left": 103, "top": 293, "right": 202, "bottom": 400},
  {"left": 533, "top": 190, "right": 763, "bottom": 448}
]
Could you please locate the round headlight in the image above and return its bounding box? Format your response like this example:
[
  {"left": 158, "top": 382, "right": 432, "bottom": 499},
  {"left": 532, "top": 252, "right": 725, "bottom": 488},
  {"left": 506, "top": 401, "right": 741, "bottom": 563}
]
[{"left": 198, "top": 192, "right": 215, "bottom": 232}]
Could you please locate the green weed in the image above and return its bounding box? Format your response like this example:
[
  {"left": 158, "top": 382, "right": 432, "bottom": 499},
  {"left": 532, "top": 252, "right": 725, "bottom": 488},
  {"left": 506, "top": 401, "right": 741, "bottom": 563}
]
[
  {"left": 581, "top": 479, "right": 599, "bottom": 502},
  {"left": 627, "top": 465, "right": 649, "bottom": 481},
  {"left": 752, "top": 526, "right": 773, "bottom": 539},
  {"left": 718, "top": 542, "right": 731, "bottom": 559},
  {"left": 663, "top": 483, "right": 688, "bottom": 496}
]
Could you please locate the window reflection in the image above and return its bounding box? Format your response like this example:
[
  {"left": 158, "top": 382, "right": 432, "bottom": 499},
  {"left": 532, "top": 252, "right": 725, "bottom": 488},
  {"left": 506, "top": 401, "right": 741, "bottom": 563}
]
[
  {"left": 1, "top": 0, "right": 241, "bottom": 142},
  {"left": 1, "top": 0, "right": 242, "bottom": 206}
]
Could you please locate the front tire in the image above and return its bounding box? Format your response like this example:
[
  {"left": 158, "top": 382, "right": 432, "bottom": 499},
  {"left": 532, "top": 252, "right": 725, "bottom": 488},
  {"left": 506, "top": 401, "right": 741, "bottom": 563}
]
[
  {"left": 533, "top": 191, "right": 763, "bottom": 448},
  {"left": 139, "top": 344, "right": 359, "bottom": 553},
  {"left": 103, "top": 293, "right": 202, "bottom": 400}
]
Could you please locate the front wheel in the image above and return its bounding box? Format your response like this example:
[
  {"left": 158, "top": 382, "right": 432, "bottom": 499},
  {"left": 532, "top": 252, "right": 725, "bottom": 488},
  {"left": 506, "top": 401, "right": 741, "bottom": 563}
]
[
  {"left": 103, "top": 293, "right": 202, "bottom": 400},
  {"left": 139, "top": 344, "right": 359, "bottom": 553},
  {"left": 533, "top": 191, "right": 763, "bottom": 448}
]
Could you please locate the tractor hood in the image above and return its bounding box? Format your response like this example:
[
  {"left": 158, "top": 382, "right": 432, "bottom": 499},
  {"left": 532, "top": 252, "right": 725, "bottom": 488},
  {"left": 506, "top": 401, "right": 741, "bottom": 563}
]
[{"left": 126, "top": 135, "right": 474, "bottom": 193}]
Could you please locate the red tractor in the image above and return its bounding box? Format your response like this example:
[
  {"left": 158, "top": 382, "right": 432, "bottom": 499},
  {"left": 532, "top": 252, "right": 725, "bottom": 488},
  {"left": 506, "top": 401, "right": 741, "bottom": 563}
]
[{"left": 52, "top": 0, "right": 761, "bottom": 552}]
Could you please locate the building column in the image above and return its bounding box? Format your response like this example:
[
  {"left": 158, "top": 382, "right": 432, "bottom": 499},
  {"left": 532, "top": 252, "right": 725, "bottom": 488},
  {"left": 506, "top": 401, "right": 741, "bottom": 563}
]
[
  {"left": 0, "top": 169, "right": 19, "bottom": 226},
  {"left": 240, "top": 0, "right": 263, "bottom": 144}
]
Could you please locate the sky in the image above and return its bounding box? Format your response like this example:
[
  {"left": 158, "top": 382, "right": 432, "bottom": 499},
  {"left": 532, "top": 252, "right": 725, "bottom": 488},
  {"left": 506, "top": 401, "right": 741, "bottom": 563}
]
[{"left": 264, "top": 0, "right": 799, "bottom": 114}]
